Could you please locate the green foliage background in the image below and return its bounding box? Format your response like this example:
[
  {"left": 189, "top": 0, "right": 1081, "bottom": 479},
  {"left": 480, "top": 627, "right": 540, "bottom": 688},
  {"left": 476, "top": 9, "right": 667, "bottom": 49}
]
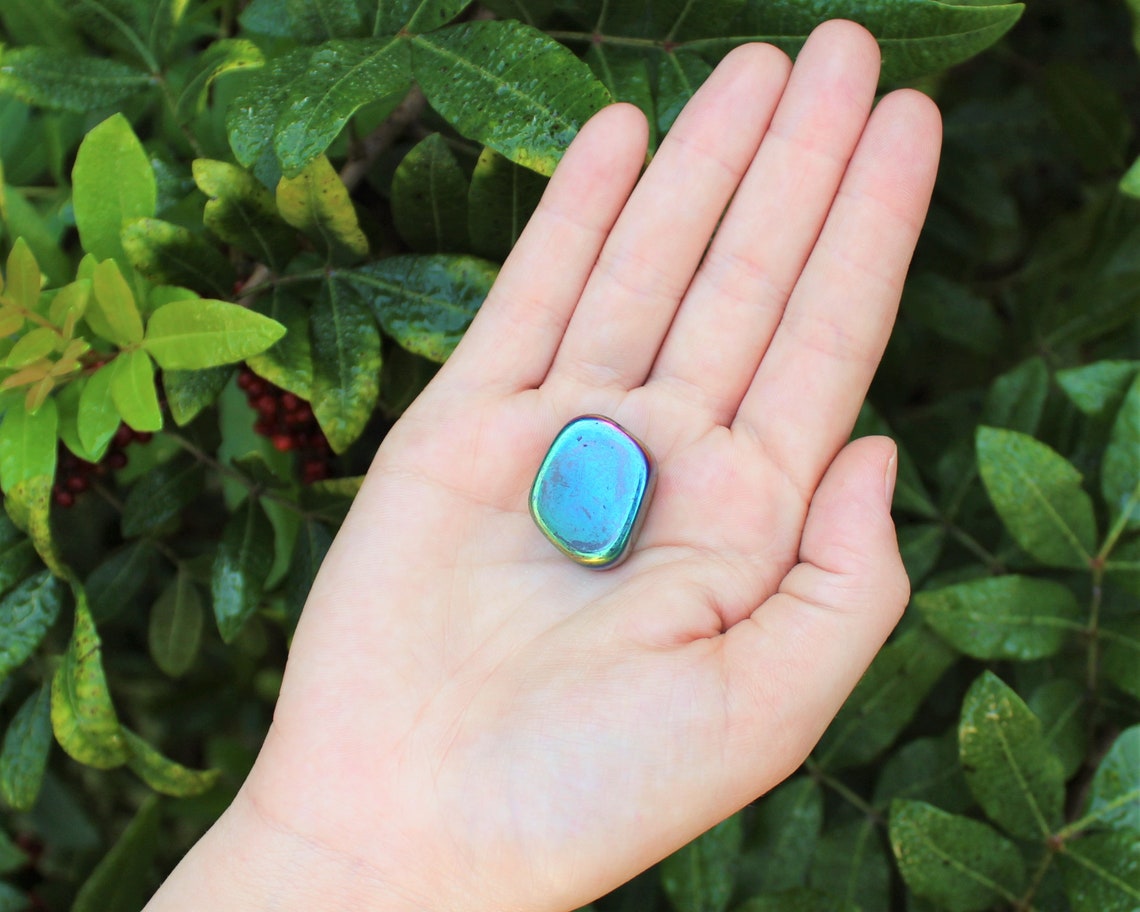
[{"left": 0, "top": 0, "right": 1137, "bottom": 910}]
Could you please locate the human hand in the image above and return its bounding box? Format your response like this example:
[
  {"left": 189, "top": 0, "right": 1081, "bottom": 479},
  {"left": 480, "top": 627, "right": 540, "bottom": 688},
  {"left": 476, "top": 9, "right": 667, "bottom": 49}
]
[{"left": 147, "top": 19, "right": 940, "bottom": 912}]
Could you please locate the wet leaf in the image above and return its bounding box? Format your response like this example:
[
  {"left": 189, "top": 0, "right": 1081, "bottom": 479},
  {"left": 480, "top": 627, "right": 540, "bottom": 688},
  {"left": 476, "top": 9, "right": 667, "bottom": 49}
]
[{"left": 211, "top": 497, "right": 275, "bottom": 643}]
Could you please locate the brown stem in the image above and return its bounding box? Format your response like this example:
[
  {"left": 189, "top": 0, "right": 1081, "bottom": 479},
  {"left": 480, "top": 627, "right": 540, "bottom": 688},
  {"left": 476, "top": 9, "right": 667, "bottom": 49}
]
[{"left": 338, "top": 87, "right": 429, "bottom": 192}]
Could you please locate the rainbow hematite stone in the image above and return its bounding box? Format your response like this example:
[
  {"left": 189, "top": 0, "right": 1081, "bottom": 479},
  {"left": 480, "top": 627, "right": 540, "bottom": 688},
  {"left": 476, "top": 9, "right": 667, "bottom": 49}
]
[{"left": 529, "top": 415, "right": 656, "bottom": 569}]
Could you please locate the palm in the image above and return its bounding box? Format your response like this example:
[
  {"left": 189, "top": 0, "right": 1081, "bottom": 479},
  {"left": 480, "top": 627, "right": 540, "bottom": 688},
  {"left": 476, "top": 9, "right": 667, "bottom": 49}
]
[{"left": 236, "top": 21, "right": 941, "bottom": 912}]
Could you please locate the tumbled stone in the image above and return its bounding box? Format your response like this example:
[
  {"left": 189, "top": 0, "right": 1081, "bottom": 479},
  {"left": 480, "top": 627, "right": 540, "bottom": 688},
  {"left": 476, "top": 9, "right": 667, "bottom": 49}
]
[{"left": 529, "top": 415, "right": 656, "bottom": 569}]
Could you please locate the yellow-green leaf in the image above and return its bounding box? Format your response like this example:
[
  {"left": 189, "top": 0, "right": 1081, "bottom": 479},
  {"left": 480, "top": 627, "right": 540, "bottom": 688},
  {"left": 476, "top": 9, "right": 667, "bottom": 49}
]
[
  {"left": 51, "top": 588, "right": 129, "bottom": 769},
  {"left": 109, "top": 350, "right": 162, "bottom": 433},
  {"left": 77, "top": 365, "right": 122, "bottom": 461},
  {"left": 122, "top": 728, "right": 219, "bottom": 797},
  {"left": 275, "top": 154, "right": 368, "bottom": 262},
  {"left": 3, "top": 238, "right": 40, "bottom": 310},
  {"left": 143, "top": 297, "right": 286, "bottom": 369},
  {"left": 71, "top": 114, "right": 156, "bottom": 266},
  {"left": 89, "top": 258, "right": 144, "bottom": 347},
  {"left": 0, "top": 396, "right": 57, "bottom": 494},
  {"left": 4, "top": 326, "right": 57, "bottom": 369}
]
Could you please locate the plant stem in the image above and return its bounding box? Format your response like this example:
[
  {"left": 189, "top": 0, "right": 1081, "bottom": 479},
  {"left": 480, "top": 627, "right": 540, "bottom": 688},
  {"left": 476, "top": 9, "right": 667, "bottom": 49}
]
[{"left": 805, "top": 759, "right": 883, "bottom": 825}]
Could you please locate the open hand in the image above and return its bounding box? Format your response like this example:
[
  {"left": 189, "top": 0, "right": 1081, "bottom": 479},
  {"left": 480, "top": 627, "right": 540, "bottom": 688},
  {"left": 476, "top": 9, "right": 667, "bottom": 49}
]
[{"left": 148, "top": 19, "right": 941, "bottom": 912}]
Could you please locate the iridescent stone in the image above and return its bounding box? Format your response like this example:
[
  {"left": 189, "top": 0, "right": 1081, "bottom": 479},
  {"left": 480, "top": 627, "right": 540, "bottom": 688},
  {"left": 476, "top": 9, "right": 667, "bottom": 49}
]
[{"left": 529, "top": 415, "right": 656, "bottom": 569}]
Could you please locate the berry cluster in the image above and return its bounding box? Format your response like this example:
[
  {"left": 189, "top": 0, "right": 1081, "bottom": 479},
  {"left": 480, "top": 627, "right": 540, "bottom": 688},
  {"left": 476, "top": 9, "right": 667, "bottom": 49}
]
[
  {"left": 237, "top": 366, "right": 332, "bottom": 484},
  {"left": 54, "top": 424, "right": 152, "bottom": 508}
]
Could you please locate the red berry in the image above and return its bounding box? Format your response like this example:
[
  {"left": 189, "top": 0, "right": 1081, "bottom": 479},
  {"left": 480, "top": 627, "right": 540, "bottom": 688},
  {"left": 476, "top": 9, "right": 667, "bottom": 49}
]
[
  {"left": 134, "top": 431, "right": 153, "bottom": 445},
  {"left": 271, "top": 433, "right": 294, "bottom": 452},
  {"left": 255, "top": 394, "right": 278, "bottom": 418},
  {"left": 245, "top": 378, "right": 267, "bottom": 398},
  {"left": 280, "top": 392, "right": 300, "bottom": 412},
  {"left": 237, "top": 370, "right": 255, "bottom": 391},
  {"left": 253, "top": 418, "right": 273, "bottom": 436},
  {"left": 113, "top": 425, "right": 133, "bottom": 448},
  {"left": 65, "top": 475, "right": 89, "bottom": 494},
  {"left": 293, "top": 401, "right": 313, "bottom": 422},
  {"left": 107, "top": 451, "right": 128, "bottom": 470},
  {"left": 302, "top": 461, "right": 329, "bottom": 483},
  {"left": 53, "top": 487, "right": 75, "bottom": 508}
]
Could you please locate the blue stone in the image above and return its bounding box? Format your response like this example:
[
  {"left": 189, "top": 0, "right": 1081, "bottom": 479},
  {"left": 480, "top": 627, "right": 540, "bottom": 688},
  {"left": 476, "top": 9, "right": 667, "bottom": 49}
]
[{"left": 529, "top": 415, "right": 656, "bottom": 569}]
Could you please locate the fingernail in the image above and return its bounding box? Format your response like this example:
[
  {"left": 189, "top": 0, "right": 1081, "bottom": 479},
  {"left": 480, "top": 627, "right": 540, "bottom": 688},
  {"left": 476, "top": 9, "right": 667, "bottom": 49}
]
[{"left": 884, "top": 449, "right": 898, "bottom": 510}]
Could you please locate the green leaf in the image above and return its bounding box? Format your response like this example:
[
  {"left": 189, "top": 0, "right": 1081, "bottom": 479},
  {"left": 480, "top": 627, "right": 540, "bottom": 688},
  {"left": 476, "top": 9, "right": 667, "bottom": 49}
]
[
  {"left": 584, "top": 44, "right": 656, "bottom": 148},
  {"left": 51, "top": 588, "right": 129, "bottom": 769},
  {"left": 808, "top": 817, "right": 889, "bottom": 912},
  {"left": 815, "top": 627, "right": 955, "bottom": 770},
  {"left": 976, "top": 426, "right": 1098, "bottom": 569},
  {"left": 913, "top": 575, "right": 1081, "bottom": 661},
  {"left": 0, "top": 47, "right": 153, "bottom": 112},
  {"left": 1029, "top": 678, "right": 1088, "bottom": 782},
  {"left": 344, "top": 253, "right": 498, "bottom": 362},
  {"left": 467, "top": 148, "right": 547, "bottom": 261},
  {"left": 148, "top": 572, "right": 204, "bottom": 679},
  {"left": 889, "top": 800, "right": 1025, "bottom": 912},
  {"left": 0, "top": 883, "right": 24, "bottom": 912},
  {"left": 163, "top": 365, "right": 233, "bottom": 427},
  {"left": 193, "top": 159, "right": 296, "bottom": 270},
  {"left": 4, "top": 476, "right": 62, "bottom": 576},
  {"left": 410, "top": 20, "right": 612, "bottom": 177},
  {"left": 121, "top": 456, "right": 205, "bottom": 539},
  {"left": 902, "top": 273, "right": 1002, "bottom": 355},
  {"left": 143, "top": 297, "right": 286, "bottom": 369},
  {"left": 737, "top": 777, "right": 822, "bottom": 896},
  {"left": 0, "top": 830, "right": 25, "bottom": 874},
  {"left": 0, "top": 515, "right": 35, "bottom": 600},
  {"left": 656, "top": 51, "right": 713, "bottom": 135},
  {"left": 697, "top": 0, "right": 1025, "bottom": 85},
  {"left": 211, "top": 497, "right": 275, "bottom": 643},
  {"left": 659, "top": 813, "right": 742, "bottom": 912},
  {"left": 75, "top": 366, "right": 120, "bottom": 462},
  {"left": 273, "top": 38, "right": 411, "bottom": 177},
  {"left": 898, "top": 522, "right": 944, "bottom": 585},
  {"left": 87, "top": 541, "right": 157, "bottom": 624},
  {"left": 5, "top": 327, "right": 57, "bottom": 370},
  {"left": 122, "top": 218, "right": 236, "bottom": 298},
  {"left": 309, "top": 278, "right": 381, "bottom": 453},
  {"left": 982, "top": 356, "right": 1049, "bottom": 436},
  {"left": 1121, "top": 155, "right": 1140, "bottom": 199},
  {"left": 71, "top": 113, "right": 156, "bottom": 266},
  {"left": 0, "top": 570, "right": 63, "bottom": 674},
  {"left": 1102, "top": 615, "right": 1140, "bottom": 701},
  {"left": 0, "top": 396, "right": 57, "bottom": 494},
  {"left": 246, "top": 286, "right": 314, "bottom": 399},
  {"left": 270, "top": 0, "right": 366, "bottom": 43},
  {"left": 122, "top": 728, "right": 219, "bottom": 797},
  {"left": 276, "top": 154, "right": 368, "bottom": 260},
  {"left": 1056, "top": 361, "right": 1139, "bottom": 418},
  {"left": 4, "top": 237, "right": 41, "bottom": 311},
  {"left": 0, "top": 682, "right": 52, "bottom": 810},
  {"left": 873, "top": 730, "right": 971, "bottom": 814},
  {"left": 733, "top": 889, "right": 849, "bottom": 912},
  {"left": 401, "top": 0, "right": 473, "bottom": 32},
  {"left": 89, "top": 258, "right": 144, "bottom": 347},
  {"left": 1059, "top": 831, "right": 1140, "bottom": 912},
  {"left": 71, "top": 796, "right": 160, "bottom": 912},
  {"left": 391, "top": 133, "right": 471, "bottom": 254},
  {"left": 110, "top": 349, "right": 162, "bottom": 433},
  {"left": 226, "top": 47, "right": 312, "bottom": 183},
  {"left": 1041, "top": 63, "right": 1130, "bottom": 174},
  {"left": 959, "top": 671, "right": 1065, "bottom": 839},
  {"left": 1086, "top": 725, "right": 1140, "bottom": 832},
  {"left": 174, "top": 38, "right": 264, "bottom": 121},
  {"left": 282, "top": 519, "right": 333, "bottom": 625},
  {"left": 1103, "top": 375, "right": 1140, "bottom": 530}
]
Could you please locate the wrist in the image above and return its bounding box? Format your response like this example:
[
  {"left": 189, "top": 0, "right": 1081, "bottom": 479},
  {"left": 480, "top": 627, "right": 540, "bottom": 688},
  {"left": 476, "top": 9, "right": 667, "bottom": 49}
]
[{"left": 144, "top": 784, "right": 428, "bottom": 912}]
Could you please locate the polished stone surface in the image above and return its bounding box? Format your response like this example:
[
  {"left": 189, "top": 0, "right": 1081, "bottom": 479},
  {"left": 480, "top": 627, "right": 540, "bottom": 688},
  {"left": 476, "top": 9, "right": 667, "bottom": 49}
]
[{"left": 529, "top": 415, "right": 655, "bottom": 569}]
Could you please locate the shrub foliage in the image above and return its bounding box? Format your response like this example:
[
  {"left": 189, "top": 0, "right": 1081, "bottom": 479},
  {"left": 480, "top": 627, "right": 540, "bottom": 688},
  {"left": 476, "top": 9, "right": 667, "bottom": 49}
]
[{"left": 0, "top": 0, "right": 1137, "bottom": 910}]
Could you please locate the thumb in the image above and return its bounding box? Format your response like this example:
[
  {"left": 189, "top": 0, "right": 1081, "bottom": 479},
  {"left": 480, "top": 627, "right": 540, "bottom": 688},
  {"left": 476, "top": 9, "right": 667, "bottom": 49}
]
[{"left": 720, "top": 435, "right": 910, "bottom": 788}]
